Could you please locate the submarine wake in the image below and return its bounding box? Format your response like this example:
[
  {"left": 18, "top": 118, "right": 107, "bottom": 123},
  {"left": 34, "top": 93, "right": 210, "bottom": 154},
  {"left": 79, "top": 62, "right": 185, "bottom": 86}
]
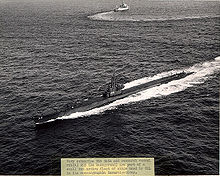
[{"left": 43, "top": 56, "right": 220, "bottom": 124}]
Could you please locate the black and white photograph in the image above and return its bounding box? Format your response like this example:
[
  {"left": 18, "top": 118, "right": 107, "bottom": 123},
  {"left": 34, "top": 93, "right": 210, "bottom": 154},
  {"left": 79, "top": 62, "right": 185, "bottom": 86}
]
[{"left": 0, "top": 0, "right": 219, "bottom": 175}]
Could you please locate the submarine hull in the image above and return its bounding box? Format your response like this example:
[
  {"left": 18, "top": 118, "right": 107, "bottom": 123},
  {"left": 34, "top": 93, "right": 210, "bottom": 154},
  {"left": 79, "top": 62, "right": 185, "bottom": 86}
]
[{"left": 34, "top": 72, "right": 193, "bottom": 126}]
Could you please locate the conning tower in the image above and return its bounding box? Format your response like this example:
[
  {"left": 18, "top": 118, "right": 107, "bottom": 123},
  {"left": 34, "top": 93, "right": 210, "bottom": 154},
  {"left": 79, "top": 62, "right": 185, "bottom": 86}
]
[{"left": 101, "top": 71, "right": 124, "bottom": 98}]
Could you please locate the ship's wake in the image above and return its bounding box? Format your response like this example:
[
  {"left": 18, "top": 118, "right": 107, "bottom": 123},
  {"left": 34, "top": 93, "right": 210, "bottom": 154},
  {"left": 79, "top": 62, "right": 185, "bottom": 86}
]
[
  {"left": 46, "top": 57, "right": 220, "bottom": 123},
  {"left": 88, "top": 11, "right": 220, "bottom": 22},
  {"left": 88, "top": 11, "right": 114, "bottom": 21}
]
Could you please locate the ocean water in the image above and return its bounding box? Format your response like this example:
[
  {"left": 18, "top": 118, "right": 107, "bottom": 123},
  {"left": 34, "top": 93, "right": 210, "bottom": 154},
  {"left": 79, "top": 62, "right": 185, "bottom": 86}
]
[{"left": 0, "top": 0, "right": 219, "bottom": 174}]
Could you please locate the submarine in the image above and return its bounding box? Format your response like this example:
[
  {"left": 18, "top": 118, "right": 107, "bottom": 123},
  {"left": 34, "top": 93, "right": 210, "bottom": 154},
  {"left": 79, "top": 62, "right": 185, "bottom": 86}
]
[{"left": 34, "top": 71, "right": 194, "bottom": 126}]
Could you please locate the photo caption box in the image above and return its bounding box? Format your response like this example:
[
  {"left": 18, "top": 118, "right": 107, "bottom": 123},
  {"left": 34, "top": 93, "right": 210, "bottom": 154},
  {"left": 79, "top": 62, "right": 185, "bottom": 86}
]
[{"left": 61, "top": 158, "right": 154, "bottom": 176}]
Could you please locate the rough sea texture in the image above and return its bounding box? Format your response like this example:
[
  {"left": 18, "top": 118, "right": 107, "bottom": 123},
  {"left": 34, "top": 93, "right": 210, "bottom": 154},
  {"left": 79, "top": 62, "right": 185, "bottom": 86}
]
[{"left": 0, "top": 0, "right": 219, "bottom": 174}]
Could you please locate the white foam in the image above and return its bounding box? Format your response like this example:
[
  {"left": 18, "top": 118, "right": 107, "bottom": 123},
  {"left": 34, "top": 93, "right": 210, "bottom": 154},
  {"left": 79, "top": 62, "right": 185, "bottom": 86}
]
[
  {"left": 47, "top": 57, "right": 220, "bottom": 123},
  {"left": 123, "top": 69, "right": 185, "bottom": 90},
  {"left": 215, "top": 56, "right": 220, "bottom": 61},
  {"left": 88, "top": 11, "right": 114, "bottom": 21},
  {"left": 88, "top": 12, "right": 220, "bottom": 22}
]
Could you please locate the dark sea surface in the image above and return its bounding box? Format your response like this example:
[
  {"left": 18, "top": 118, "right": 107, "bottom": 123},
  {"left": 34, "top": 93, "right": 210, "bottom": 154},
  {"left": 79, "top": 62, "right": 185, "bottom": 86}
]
[{"left": 0, "top": 0, "right": 219, "bottom": 174}]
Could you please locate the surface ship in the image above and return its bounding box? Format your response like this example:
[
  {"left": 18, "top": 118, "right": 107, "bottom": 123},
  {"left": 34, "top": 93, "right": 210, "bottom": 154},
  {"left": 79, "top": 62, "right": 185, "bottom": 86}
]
[
  {"left": 114, "top": 1, "right": 129, "bottom": 12},
  {"left": 34, "top": 71, "right": 193, "bottom": 126}
]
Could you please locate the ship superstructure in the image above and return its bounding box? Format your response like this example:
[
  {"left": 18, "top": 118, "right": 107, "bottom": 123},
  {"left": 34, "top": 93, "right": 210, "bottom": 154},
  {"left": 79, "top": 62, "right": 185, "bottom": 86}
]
[{"left": 114, "top": 0, "right": 129, "bottom": 12}]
